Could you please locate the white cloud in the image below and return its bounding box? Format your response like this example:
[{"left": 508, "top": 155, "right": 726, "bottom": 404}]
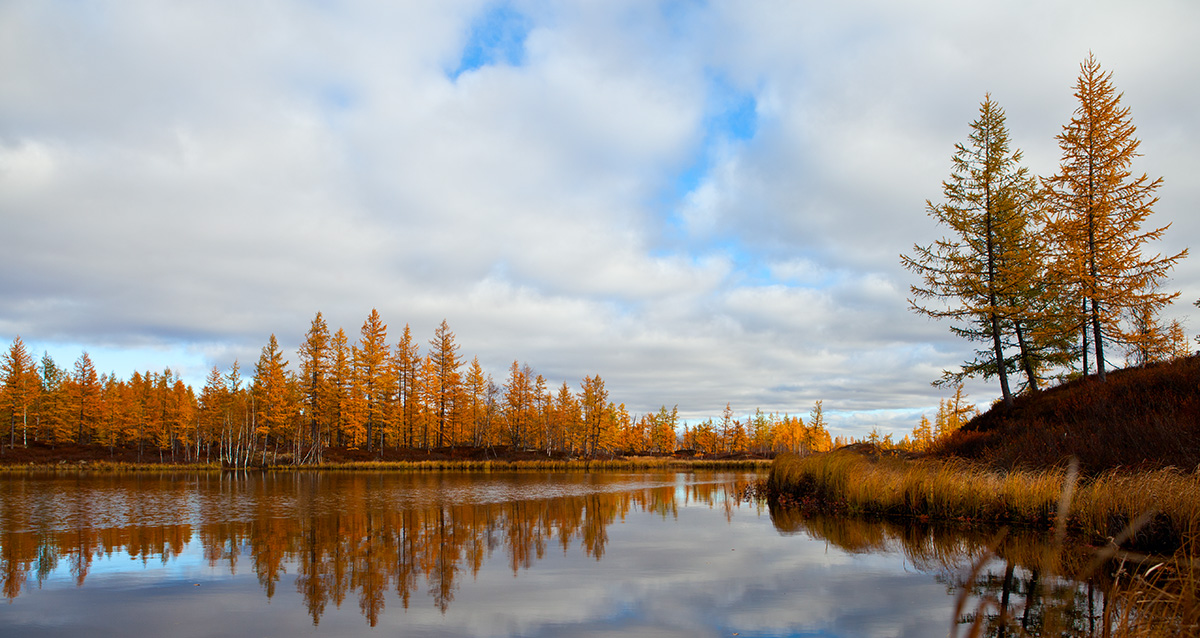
[{"left": 2, "top": 0, "right": 1198, "bottom": 439}]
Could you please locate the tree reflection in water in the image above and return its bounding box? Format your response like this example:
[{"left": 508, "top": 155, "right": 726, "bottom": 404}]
[
  {"left": 0, "top": 471, "right": 750, "bottom": 626},
  {"left": 4, "top": 472, "right": 1187, "bottom": 635},
  {"left": 770, "top": 502, "right": 1190, "bottom": 638}
]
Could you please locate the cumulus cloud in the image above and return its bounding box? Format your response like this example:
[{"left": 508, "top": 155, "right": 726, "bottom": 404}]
[{"left": 2, "top": 0, "right": 1198, "bottom": 438}]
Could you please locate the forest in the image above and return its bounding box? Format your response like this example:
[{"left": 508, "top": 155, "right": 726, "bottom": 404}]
[{"left": 0, "top": 312, "right": 833, "bottom": 466}]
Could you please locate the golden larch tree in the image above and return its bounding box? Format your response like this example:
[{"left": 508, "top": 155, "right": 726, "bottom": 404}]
[
  {"left": 1, "top": 337, "right": 39, "bottom": 449},
  {"left": 1043, "top": 54, "right": 1187, "bottom": 380},
  {"left": 427, "top": 320, "right": 462, "bottom": 448},
  {"left": 392, "top": 324, "right": 421, "bottom": 448},
  {"left": 902, "top": 95, "right": 1045, "bottom": 406},
  {"left": 298, "top": 312, "right": 332, "bottom": 462},
  {"left": 353, "top": 309, "right": 391, "bottom": 452}
]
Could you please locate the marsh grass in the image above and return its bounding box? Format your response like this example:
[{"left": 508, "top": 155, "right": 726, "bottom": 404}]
[
  {"left": 768, "top": 448, "right": 1200, "bottom": 636},
  {"left": 768, "top": 448, "right": 1200, "bottom": 551}
]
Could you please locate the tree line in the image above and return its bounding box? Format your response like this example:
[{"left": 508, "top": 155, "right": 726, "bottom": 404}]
[
  {"left": 902, "top": 54, "right": 1192, "bottom": 405},
  {"left": 0, "top": 312, "right": 832, "bottom": 464}
]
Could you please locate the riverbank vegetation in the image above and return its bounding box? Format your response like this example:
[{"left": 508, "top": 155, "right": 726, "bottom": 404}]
[
  {"left": 769, "top": 354, "right": 1200, "bottom": 549},
  {"left": 0, "top": 439, "right": 772, "bottom": 473}
]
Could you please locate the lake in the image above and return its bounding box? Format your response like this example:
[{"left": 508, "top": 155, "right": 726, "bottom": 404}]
[{"left": 0, "top": 470, "right": 1119, "bottom": 637}]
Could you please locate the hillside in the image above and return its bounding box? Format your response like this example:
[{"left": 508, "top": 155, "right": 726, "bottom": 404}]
[{"left": 935, "top": 354, "right": 1200, "bottom": 473}]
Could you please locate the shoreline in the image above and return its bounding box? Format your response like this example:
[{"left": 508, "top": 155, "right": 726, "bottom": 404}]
[
  {"left": 766, "top": 446, "right": 1200, "bottom": 553},
  {"left": 0, "top": 443, "right": 773, "bottom": 473}
]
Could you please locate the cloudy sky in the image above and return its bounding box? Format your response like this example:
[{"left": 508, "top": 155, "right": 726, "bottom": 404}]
[{"left": 3, "top": 1, "right": 1198, "bottom": 438}]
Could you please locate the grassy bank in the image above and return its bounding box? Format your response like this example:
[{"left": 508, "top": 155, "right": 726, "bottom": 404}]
[
  {"left": 941, "top": 355, "right": 1200, "bottom": 473},
  {"left": 768, "top": 447, "right": 1200, "bottom": 551}
]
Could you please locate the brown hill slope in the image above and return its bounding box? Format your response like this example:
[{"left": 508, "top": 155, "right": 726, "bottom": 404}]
[{"left": 935, "top": 354, "right": 1200, "bottom": 474}]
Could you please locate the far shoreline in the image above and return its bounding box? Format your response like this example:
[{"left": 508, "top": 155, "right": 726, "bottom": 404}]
[{"left": 0, "top": 440, "right": 774, "bottom": 473}]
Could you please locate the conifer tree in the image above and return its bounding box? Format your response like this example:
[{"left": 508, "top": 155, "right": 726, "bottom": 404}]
[
  {"left": 353, "top": 309, "right": 390, "bottom": 451},
  {"left": 298, "top": 312, "right": 331, "bottom": 462},
  {"left": 1043, "top": 54, "right": 1187, "bottom": 381},
  {"left": 427, "top": 320, "right": 462, "bottom": 448},
  {"left": 253, "top": 334, "right": 293, "bottom": 450},
  {"left": 902, "top": 95, "right": 1044, "bottom": 406},
  {"left": 393, "top": 324, "right": 420, "bottom": 447},
  {"left": 70, "top": 352, "right": 101, "bottom": 443},
  {"left": 1, "top": 337, "right": 39, "bottom": 449}
]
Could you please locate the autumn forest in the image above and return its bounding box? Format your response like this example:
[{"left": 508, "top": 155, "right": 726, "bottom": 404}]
[{"left": 0, "top": 312, "right": 832, "bottom": 466}]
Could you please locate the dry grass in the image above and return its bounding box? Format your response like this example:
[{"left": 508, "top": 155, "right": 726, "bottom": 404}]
[
  {"left": 941, "top": 355, "right": 1200, "bottom": 474},
  {"left": 768, "top": 448, "right": 1200, "bottom": 551},
  {"left": 769, "top": 447, "right": 1200, "bottom": 636}
]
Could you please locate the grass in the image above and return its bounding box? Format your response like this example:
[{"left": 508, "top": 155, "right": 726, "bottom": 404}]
[
  {"left": 769, "top": 450, "right": 1200, "bottom": 637},
  {"left": 941, "top": 355, "right": 1200, "bottom": 474},
  {"left": 767, "top": 447, "right": 1200, "bottom": 552}
]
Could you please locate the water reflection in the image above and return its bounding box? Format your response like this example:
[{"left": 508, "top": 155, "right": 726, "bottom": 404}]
[
  {"left": 770, "top": 503, "right": 1156, "bottom": 638},
  {"left": 3, "top": 472, "right": 1179, "bottom": 637},
  {"left": 0, "top": 471, "right": 752, "bottom": 627}
]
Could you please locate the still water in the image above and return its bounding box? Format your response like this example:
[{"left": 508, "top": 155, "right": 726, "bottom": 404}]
[{"left": 0, "top": 471, "right": 1110, "bottom": 637}]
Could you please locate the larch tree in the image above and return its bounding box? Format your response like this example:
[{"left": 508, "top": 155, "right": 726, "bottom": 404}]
[
  {"left": 1042, "top": 54, "right": 1187, "bottom": 381},
  {"left": 253, "top": 334, "right": 293, "bottom": 454},
  {"left": 353, "top": 309, "right": 391, "bottom": 452},
  {"left": 503, "top": 360, "right": 532, "bottom": 448},
  {"left": 393, "top": 324, "right": 420, "bottom": 448},
  {"left": 427, "top": 320, "right": 462, "bottom": 448},
  {"left": 463, "top": 357, "right": 488, "bottom": 446},
  {"left": 902, "top": 95, "right": 1044, "bottom": 407},
  {"left": 70, "top": 352, "right": 101, "bottom": 443},
  {"left": 579, "top": 375, "right": 608, "bottom": 456},
  {"left": 330, "top": 329, "right": 351, "bottom": 447},
  {"left": 298, "top": 312, "right": 332, "bottom": 462},
  {"left": 1, "top": 336, "right": 39, "bottom": 450}
]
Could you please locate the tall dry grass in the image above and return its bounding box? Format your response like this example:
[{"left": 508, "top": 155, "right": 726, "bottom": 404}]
[
  {"left": 768, "top": 448, "right": 1200, "bottom": 551},
  {"left": 769, "top": 448, "right": 1200, "bottom": 636}
]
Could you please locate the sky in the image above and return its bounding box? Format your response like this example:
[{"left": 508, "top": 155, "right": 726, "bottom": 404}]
[{"left": 2, "top": 1, "right": 1199, "bottom": 440}]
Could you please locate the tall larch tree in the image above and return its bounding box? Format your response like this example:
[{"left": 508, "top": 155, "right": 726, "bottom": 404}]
[
  {"left": 38, "top": 353, "right": 65, "bottom": 444},
  {"left": 503, "top": 361, "right": 532, "bottom": 448},
  {"left": 69, "top": 352, "right": 101, "bottom": 443},
  {"left": 1043, "top": 54, "right": 1187, "bottom": 381},
  {"left": 427, "top": 320, "right": 462, "bottom": 448},
  {"left": 1, "top": 337, "right": 39, "bottom": 450},
  {"left": 393, "top": 324, "right": 421, "bottom": 448},
  {"left": 552, "top": 381, "right": 580, "bottom": 453},
  {"left": 198, "top": 365, "right": 227, "bottom": 461},
  {"left": 463, "top": 357, "right": 488, "bottom": 446},
  {"left": 254, "top": 334, "right": 293, "bottom": 454},
  {"left": 298, "top": 312, "right": 332, "bottom": 462},
  {"left": 579, "top": 375, "right": 608, "bottom": 456},
  {"left": 902, "top": 95, "right": 1044, "bottom": 407},
  {"left": 353, "top": 309, "right": 391, "bottom": 452},
  {"left": 330, "top": 329, "right": 351, "bottom": 447}
]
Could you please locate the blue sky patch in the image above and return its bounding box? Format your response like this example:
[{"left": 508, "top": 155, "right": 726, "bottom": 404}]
[{"left": 450, "top": 3, "right": 531, "bottom": 79}]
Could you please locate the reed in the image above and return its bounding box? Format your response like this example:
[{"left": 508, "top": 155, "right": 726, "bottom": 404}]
[{"left": 768, "top": 448, "right": 1200, "bottom": 551}]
